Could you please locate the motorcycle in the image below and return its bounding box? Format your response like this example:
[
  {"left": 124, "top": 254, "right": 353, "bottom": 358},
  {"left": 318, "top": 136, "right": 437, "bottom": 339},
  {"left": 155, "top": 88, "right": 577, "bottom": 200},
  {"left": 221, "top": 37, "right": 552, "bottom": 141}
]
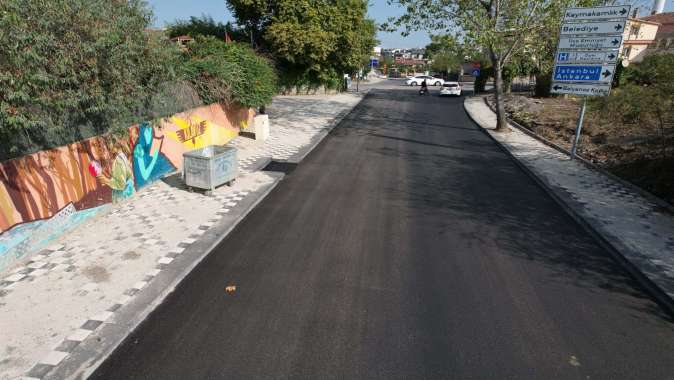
[{"left": 419, "top": 87, "right": 429, "bottom": 95}]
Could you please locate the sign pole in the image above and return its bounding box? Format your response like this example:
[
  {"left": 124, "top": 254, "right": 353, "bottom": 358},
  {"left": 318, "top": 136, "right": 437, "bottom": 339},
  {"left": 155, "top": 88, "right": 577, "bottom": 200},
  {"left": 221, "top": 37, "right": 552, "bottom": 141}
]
[{"left": 570, "top": 97, "right": 587, "bottom": 159}]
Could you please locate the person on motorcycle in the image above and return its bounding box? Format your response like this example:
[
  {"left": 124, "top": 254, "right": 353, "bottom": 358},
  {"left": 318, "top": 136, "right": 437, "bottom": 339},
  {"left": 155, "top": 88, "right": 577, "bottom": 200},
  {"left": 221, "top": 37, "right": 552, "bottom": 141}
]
[{"left": 419, "top": 79, "right": 428, "bottom": 95}]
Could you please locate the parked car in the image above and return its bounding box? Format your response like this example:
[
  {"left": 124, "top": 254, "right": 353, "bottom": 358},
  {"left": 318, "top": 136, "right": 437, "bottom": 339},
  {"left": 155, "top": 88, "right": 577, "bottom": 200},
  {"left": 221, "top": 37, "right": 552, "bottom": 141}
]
[
  {"left": 406, "top": 75, "right": 444, "bottom": 86},
  {"left": 439, "top": 82, "right": 462, "bottom": 96}
]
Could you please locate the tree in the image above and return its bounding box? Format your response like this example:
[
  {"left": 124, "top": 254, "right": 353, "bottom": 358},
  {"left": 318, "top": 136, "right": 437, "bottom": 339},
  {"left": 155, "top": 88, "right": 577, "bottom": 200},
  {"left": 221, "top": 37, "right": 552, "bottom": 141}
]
[
  {"left": 225, "top": 0, "right": 377, "bottom": 90},
  {"left": 425, "top": 34, "right": 474, "bottom": 77},
  {"left": 0, "top": 0, "right": 183, "bottom": 159},
  {"left": 386, "top": 0, "right": 592, "bottom": 131}
]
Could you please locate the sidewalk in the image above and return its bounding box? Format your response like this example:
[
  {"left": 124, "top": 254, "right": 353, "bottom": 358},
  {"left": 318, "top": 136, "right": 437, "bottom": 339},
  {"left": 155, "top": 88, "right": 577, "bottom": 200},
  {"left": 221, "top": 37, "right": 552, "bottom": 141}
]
[
  {"left": 0, "top": 93, "right": 364, "bottom": 380},
  {"left": 465, "top": 96, "right": 674, "bottom": 311}
]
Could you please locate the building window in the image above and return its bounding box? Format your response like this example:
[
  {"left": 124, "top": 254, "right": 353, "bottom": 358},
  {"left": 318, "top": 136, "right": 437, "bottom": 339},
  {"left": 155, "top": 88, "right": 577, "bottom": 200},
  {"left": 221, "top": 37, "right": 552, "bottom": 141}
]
[
  {"left": 623, "top": 46, "right": 632, "bottom": 58},
  {"left": 630, "top": 25, "right": 640, "bottom": 39}
]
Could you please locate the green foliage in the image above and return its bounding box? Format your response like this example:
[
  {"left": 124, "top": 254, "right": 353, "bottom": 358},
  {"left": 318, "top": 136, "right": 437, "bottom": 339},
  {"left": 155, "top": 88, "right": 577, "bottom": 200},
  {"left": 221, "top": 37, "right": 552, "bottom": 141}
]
[
  {"left": 591, "top": 54, "right": 674, "bottom": 159},
  {"left": 167, "top": 15, "right": 248, "bottom": 43},
  {"left": 0, "top": 0, "right": 183, "bottom": 160},
  {"left": 474, "top": 65, "right": 494, "bottom": 93},
  {"left": 425, "top": 35, "right": 470, "bottom": 75},
  {"left": 226, "top": 0, "right": 377, "bottom": 89},
  {"left": 181, "top": 36, "right": 277, "bottom": 108}
]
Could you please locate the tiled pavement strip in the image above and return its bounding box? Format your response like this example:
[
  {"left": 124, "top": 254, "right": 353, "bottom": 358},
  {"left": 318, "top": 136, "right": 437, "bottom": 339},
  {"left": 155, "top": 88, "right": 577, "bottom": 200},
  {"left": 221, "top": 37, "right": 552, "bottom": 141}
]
[
  {"left": 0, "top": 93, "right": 364, "bottom": 380},
  {"left": 465, "top": 95, "right": 674, "bottom": 307}
]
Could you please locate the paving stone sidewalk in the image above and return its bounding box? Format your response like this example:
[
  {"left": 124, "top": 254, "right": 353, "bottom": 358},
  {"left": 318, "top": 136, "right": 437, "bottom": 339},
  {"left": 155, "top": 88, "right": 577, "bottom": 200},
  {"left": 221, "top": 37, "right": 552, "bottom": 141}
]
[
  {"left": 0, "top": 93, "right": 363, "bottom": 380},
  {"left": 465, "top": 96, "right": 674, "bottom": 307}
]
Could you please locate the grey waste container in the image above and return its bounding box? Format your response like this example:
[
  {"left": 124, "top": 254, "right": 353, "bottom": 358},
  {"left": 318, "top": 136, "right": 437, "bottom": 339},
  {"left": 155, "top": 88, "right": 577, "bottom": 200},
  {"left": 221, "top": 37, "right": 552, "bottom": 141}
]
[{"left": 183, "top": 145, "right": 237, "bottom": 195}]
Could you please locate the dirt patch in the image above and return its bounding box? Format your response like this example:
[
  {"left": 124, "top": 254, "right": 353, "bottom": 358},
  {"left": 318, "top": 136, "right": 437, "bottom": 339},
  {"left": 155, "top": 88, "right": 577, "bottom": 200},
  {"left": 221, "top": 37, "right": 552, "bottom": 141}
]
[
  {"left": 81, "top": 265, "right": 110, "bottom": 283},
  {"left": 122, "top": 251, "right": 141, "bottom": 261},
  {"left": 487, "top": 94, "right": 674, "bottom": 204}
]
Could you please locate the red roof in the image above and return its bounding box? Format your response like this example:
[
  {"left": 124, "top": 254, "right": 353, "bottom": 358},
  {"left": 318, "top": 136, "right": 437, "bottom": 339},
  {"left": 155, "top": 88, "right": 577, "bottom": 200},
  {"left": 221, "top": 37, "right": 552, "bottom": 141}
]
[
  {"left": 640, "top": 12, "right": 674, "bottom": 39},
  {"left": 641, "top": 12, "right": 674, "bottom": 24}
]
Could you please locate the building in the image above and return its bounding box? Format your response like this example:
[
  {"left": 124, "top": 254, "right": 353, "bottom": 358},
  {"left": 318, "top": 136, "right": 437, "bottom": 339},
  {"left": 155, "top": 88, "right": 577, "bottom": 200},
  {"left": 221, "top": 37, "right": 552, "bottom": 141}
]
[
  {"left": 621, "top": 18, "right": 660, "bottom": 65},
  {"left": 641, "top": 12, "right": 674, "bottom": 55},
  {"left": 170, "top": 35, "right": 194, "bottom": 50}
]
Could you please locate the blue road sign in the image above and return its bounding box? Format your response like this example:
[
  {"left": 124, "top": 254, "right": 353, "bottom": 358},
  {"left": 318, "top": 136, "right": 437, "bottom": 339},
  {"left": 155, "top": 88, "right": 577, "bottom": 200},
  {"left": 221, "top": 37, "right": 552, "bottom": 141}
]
[
  {"left": 553, "top": 64, "right": 615, "bottom": 83},
  {"left": 471, "top": 69, "right": 481, "bottom": 77},
  {"left": 370, "top": 59, "right": 379, "bottom": 67},
  {"left": 557, "top": 52, "right": 570, "bottom": 62}
]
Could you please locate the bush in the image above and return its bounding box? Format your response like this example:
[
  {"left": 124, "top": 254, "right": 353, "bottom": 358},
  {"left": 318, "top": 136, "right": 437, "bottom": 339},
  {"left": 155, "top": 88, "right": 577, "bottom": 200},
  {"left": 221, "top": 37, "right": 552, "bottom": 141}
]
[
  {"left": 181, "top": 36, "right": 277, "bottom": 109},
  {"left": 0, "top": 0, "right": 184, "bottom": 160}
]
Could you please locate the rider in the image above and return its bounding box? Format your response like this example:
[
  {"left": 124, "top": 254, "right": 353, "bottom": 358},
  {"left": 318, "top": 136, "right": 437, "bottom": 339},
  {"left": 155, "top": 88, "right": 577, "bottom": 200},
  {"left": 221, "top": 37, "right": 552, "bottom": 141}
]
[{"left": 420, "top": 79, "right": 428, "bottom": 93}]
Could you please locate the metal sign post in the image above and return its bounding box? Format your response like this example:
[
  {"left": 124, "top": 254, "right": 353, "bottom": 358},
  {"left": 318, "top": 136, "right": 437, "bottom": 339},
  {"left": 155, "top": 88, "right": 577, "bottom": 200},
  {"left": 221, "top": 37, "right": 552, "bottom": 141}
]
[
  {"left": 571, "top": 97, "right": 588, "bottom": 159},
  {"left": 551, "top": 4, "right": 630, "bottom": 160}
]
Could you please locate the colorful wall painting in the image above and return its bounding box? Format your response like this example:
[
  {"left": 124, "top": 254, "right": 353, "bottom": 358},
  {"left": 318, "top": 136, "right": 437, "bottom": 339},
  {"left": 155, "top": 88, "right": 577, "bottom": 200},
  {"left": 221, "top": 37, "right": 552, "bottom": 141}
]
[
  {"left": 0, "top": 102, "right": 254, "bottom": 269},
  {"left": 132, "top": 123, "right": 176, "bottom": 189},
  {"left": 89, "top": 154, "right": 135, "bottom": 202}
]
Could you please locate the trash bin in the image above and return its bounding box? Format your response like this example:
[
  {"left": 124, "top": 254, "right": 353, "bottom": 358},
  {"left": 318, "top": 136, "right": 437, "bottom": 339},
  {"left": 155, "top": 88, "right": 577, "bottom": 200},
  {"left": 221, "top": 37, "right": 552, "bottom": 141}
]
[{"left": 183, "top": 145, "right": 237, "bottom": 195}]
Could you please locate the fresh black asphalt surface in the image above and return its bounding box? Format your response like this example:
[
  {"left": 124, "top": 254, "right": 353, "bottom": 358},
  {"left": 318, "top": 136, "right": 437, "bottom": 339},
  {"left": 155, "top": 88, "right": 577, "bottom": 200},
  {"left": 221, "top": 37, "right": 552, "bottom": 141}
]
[{"left": 92, "top": 88, "right": 674, "bottom": 379}]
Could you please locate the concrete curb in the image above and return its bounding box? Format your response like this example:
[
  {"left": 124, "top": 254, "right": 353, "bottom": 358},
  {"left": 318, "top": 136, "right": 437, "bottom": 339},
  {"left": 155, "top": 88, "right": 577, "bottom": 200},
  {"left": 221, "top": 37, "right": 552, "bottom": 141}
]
[{"left": 463, "top": 96, "right": 674, "bottom": 319}]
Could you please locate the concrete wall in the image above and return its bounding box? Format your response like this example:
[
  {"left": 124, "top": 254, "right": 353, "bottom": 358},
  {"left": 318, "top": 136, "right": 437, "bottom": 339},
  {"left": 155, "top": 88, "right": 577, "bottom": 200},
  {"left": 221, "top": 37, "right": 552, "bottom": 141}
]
[{"left": 0, "top": 102, "right": 253, "bottom": 269}]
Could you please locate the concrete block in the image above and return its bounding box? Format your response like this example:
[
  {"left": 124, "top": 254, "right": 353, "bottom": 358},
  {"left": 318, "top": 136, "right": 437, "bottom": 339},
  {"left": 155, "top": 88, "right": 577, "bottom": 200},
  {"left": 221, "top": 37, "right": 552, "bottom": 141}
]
[{"left": 252, "top": 115, "right": 270, "bottom": 141}]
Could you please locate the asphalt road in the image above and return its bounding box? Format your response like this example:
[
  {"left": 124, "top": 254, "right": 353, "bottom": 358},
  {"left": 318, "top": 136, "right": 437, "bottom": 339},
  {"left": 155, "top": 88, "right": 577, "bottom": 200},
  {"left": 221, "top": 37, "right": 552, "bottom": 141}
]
[{"left": 92, "top": 89, "right": 674, "bottom": 379}]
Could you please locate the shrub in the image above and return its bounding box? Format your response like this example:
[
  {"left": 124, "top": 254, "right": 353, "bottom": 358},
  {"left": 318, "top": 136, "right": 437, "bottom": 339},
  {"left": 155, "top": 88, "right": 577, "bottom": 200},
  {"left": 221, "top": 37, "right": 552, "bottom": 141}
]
[
  {"left": 0, "top": 0, "right": 184, "bottom": 160},
  {"left": 181, "top": 36, "right": 277, "bottom": 109}
]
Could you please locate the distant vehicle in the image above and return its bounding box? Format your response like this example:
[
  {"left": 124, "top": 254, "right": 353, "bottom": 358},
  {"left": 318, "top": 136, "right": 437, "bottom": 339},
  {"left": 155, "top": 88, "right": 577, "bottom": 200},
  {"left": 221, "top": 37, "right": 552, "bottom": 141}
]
[
  {"left": 406, "top": 75, "right": 443, "bottom": 86},
  {"left": 439, "top": 82, "right": 462, "bottom": 96}
]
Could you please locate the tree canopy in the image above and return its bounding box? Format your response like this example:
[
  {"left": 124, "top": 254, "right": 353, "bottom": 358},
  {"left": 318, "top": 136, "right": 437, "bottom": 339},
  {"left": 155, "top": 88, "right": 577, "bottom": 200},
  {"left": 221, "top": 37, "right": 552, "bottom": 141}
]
[{"left": 226, "top": 0, "right": 378, "bottom": 89}]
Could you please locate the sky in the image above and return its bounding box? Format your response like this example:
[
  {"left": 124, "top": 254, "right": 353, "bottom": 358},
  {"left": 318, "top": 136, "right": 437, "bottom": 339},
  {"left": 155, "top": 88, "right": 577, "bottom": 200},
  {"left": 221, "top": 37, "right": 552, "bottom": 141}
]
[{"left": 146, "top": 0, "right": 431, "bottom": 48}]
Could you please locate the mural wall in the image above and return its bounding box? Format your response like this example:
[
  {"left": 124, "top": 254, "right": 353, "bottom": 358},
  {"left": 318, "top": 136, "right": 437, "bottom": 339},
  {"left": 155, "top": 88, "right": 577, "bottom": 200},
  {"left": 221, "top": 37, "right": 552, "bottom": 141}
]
[{"left": 0, "top": 102, "right": 253, "bottom": 268}]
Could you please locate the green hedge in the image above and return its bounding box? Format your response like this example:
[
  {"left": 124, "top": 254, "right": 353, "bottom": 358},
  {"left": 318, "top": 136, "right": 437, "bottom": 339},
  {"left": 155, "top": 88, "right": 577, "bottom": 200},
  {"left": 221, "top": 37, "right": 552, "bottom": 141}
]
[{"left": 180, "top": 36, "right": 277, "bottom": 109}]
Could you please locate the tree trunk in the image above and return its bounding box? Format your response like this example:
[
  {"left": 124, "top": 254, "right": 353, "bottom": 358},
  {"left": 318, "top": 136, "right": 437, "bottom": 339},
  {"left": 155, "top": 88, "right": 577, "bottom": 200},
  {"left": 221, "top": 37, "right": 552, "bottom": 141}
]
[{"left": 492, "top": 56, "right": 509, "bottom": 132}]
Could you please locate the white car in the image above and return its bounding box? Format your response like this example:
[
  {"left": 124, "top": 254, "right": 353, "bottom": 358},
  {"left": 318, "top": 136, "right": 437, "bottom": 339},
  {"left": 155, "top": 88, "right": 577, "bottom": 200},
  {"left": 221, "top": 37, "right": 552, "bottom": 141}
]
[
  {"left": 406, "top": 75, "right": 443, "bottom": 86},
  {"left": 439, "top": 82, "right": 462, "bottom": 96}
]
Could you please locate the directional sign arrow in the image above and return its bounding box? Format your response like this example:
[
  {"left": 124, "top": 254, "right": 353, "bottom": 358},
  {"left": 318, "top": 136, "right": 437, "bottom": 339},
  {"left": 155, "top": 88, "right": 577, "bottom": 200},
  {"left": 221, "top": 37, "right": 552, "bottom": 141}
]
[
  {"left": 608, "top": 53, "right": 616, "bottom": 60},
  {"left": 553, "top": 64, "right": 616, "bottom": 83},
  {"left": 551, "top": 82, "right": 611, "bottom": 97},
  {"left": 612, "top": 38, "right": 620, "bottom": 45},
  {"left": 614, "top": 24, "right": 623, "bottom": 31},
  {"left": 564, "top": 5, "right": 632, "bottom": 22}
]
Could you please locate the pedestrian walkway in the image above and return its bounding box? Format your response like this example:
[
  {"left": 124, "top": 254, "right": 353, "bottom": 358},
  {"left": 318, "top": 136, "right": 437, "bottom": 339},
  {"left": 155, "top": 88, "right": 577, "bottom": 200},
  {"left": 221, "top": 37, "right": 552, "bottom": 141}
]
[
  {"left": 0, "top": 93, "right": 363, "bottom": 380},
  {"left": 465, "top": 96, "right": 674, "bottom": 307}
]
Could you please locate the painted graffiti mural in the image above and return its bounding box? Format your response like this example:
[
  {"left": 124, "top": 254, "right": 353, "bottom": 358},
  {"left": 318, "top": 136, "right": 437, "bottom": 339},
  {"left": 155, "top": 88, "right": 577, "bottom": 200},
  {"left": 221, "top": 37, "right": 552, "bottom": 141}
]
[
  {"left": 133, "top": 123, "right": 176, "bottom": 189},
  {"left": 89, "top": 153, "right": 135, "bottom": 202},
  {"left": 0, "top": 102, "right": 254, "bottom": 268}
]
